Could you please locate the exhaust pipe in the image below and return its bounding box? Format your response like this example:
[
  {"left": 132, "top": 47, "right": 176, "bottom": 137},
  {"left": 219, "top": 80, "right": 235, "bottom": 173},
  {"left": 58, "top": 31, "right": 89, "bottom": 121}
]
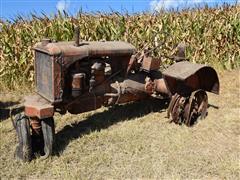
[{"left": 73, "top": 26, "right": 80, "bottom": 47}]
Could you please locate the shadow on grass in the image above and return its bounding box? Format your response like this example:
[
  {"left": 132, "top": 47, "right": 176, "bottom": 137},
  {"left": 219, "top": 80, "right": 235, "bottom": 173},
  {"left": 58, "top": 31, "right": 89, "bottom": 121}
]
[
  {"left": 0, "top": 101, "right": 23, "bottom": 121},
  {"left": 54, "top": 98, "right": 169, "bottom": 155},
  {"left": 208, "top": 104, "right": 219, "bottom": 109}
]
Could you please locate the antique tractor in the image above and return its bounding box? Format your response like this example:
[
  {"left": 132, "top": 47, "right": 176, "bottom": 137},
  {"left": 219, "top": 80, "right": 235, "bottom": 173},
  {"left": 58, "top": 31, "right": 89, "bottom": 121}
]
[{"left": 14, "top": 28, "right": 219, "bottom": 161}]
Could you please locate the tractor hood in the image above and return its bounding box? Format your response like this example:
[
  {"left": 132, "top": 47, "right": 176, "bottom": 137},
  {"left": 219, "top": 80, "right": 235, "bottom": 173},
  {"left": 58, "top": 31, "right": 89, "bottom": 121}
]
[{"left": 34, "top": 40, "right": 136, "bottom": 58}]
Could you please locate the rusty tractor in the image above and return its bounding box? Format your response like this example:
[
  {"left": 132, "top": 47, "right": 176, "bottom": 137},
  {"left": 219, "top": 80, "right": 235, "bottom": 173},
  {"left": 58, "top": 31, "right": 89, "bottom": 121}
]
[{"left": 14, "top": 28, "right": 219, "bottom": 161}]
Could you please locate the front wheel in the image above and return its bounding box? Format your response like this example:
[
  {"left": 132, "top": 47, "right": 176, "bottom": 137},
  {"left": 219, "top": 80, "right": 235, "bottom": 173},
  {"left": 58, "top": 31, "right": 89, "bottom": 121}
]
[
  {"left": 31, "top": 117, "right": 55, "bottom": 159},
  {"left": 41, "top": 117, "right": 55, "bottom": 159},
  {"left": 14, "top": 114, "right": 32, "bottom": 162},
  {"left": 14, "top": 115, "right": 55, "bottom": 161}
]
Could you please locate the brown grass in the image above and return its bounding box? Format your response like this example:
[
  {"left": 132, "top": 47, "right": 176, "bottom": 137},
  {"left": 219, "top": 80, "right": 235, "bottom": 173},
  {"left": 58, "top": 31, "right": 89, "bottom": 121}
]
[{"left": 0, "top": 70, "right": 239, "bottom": 179}]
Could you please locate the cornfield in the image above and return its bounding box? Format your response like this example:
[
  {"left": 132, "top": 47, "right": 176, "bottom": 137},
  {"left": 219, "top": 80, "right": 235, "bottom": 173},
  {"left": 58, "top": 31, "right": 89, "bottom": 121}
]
[{"left": 0, "top": 5, "right": 239, "bottom": 90}]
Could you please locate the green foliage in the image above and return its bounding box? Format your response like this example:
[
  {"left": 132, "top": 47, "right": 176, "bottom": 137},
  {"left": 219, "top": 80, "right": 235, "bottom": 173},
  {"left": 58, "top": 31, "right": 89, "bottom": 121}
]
[{"left": 0, "top": 5, "right": 239, "bottom": 90}]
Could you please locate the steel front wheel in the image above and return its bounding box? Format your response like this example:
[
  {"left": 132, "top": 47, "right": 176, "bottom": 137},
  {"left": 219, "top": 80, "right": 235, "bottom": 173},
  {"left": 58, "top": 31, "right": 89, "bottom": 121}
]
[
  {"left": 40, "top": 117, "right": 55, "bottom": 159},
  {"left": 14, "top": 115, "right": 55, "bottom": 161},
  {"left": 14, "top": 114, "right": 32, "bottom": 162}
]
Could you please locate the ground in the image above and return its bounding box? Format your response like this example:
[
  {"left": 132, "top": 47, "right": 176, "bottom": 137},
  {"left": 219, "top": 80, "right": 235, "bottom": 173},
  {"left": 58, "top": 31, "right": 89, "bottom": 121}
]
[{"left": 0, "top": 70, "right": 239, "bottom": 179}]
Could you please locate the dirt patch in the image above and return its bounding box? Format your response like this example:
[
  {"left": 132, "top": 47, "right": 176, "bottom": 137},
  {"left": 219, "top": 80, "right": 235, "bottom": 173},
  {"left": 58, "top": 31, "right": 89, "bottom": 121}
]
[{"left": 0, "top": 70, "right": 239, "bottom": 179}]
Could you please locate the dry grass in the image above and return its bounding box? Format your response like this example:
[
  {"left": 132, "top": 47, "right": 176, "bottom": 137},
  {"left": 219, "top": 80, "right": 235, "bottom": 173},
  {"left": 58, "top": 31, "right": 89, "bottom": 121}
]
[{"left": 0, "top": 70, "right": 239, "bottom": 179}]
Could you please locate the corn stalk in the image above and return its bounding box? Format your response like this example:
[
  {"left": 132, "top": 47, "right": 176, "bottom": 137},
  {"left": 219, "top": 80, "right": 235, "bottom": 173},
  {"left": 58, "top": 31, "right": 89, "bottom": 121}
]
[{"left": 0, "top": 5, "right": 239, "bottom": 90}]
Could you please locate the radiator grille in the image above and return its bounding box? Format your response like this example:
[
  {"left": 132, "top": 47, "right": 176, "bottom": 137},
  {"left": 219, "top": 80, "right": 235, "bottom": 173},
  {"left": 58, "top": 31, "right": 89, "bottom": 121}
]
[{"left": 35, "top": 52, "right": 53, "bottom": 101}]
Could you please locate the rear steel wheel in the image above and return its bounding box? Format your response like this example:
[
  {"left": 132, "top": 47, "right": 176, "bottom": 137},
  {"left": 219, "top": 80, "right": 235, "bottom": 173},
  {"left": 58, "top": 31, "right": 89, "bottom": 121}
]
[
  {"left": 184, "top": 90, "right": 208, "bottom": 126},
  {"left": 167, "top": 93, "right": 187, "bottom": 125},
  {"left": 14, "top": 114, "right": 32, "bottom": 162},
  {"left": 167, "top": 90, "right": 208, "bottom": 126}
]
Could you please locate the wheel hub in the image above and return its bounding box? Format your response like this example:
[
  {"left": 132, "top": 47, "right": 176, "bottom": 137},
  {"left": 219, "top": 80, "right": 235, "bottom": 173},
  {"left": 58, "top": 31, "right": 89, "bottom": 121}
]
[{"left": 168, "top": 90, "right": 208, "bottom": 126}]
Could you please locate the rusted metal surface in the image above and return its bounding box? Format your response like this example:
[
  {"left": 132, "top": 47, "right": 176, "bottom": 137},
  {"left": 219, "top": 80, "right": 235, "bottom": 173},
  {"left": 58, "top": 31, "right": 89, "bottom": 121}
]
[
  {"left": 126, "top": 54, "right": 138, "bottom": 76},
  {"left": 184, "top": 90, "right": 208, "bottom": 126},
  {"left": 163, "top": 61, "right": 219, "bottom": 95},
  {"left": 73, "top": 26, "right": 80, "bottom": 47},
  {"left": 71, "top": 73, "right": 85, "bottom": 97},
  {"left": 66, "top": 94, "right": 103, "bottom": 114},
  {"left": 167, "top": 89, "right": 208, "bottom": 126},
  {"left": 170, "top": 95, "right": 183, "bottom": 124},
  {"left": 16, "top": 32, "right": 221, "bottom": 161},
  {"left": 35, "top": 52, "right": 54, "bottom": 101},
  {"left": 35, "top": 50, "right": 134, "bottom": 103},
  {"left": 34, "top": 41, "right": 136, "bottom": 60},
  {"left": 141, "top": 56, "right": 161, "bottom": 72},
  {"left": 31, "top": 39, "right": 219, "bottom": 124},
  {"left": 30, "top": 117, "right": 42, "bottom": 135},
  {"left": 24, "top": 95, "right": 54, "bottom": 119},
  {"left": 153, "top": 79, "right": 170, "bottom": 95}
]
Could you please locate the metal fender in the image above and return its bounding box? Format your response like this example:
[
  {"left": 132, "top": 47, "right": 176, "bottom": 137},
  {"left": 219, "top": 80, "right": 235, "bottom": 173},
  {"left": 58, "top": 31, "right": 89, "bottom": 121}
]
[{"left": 163, "top": 61, "right": 219, "bottom": 96}]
